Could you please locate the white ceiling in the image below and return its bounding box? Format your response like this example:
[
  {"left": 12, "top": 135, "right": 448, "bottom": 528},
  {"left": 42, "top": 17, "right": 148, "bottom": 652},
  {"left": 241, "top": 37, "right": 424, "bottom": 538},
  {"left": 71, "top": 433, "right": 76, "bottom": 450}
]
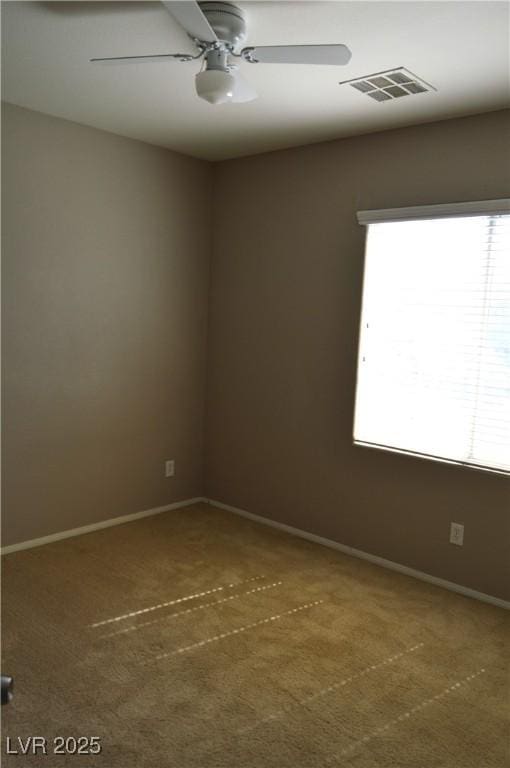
[{"left": 2, "top": 1, "right": 509, "bottom": 161}]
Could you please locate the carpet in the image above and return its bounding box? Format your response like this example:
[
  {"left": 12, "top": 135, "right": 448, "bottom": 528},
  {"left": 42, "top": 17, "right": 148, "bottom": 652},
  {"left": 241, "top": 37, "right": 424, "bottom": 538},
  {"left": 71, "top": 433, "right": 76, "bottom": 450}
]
[{"left": 2, "top": 502, "right": 509, "bottom": 767}]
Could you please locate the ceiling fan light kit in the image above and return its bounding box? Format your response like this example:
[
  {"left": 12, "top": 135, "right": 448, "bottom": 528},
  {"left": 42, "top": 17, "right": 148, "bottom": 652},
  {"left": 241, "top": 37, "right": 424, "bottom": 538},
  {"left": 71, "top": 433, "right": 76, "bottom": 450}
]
[
  {"left": 195, "top": 69, "right": 235, "bottom": 104},
  {"left": 90, "top": 1, "right": 353, "bottom": 106}
]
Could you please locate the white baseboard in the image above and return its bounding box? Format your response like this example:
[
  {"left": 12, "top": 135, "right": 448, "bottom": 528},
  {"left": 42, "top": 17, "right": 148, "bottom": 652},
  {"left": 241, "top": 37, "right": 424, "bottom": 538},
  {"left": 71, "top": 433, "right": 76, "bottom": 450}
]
[
  {"left": 4, "top": 495, "right": 507, "bottom": 611},
  {"left": 207, "top": 499, "right": 510, "bottom": 611},
  {"left": 1, "top": 497, "right": 207, "bottom": 555}
]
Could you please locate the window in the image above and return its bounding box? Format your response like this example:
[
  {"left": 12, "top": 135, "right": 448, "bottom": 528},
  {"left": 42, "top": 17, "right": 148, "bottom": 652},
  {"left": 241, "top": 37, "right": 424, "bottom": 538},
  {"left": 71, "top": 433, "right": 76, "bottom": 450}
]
[{"left": 354, "top": 200, "right": 510, "bottom": 474}]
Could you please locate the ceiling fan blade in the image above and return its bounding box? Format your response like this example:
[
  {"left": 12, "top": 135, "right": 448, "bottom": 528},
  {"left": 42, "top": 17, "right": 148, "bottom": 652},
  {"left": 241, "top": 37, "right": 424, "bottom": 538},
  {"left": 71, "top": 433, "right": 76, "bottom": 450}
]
[
  {"left": 231, "top": 72, "right": 258, "bottom": 103},
  {"left": 90, "top": 53, "right": 191, "bottom": 65},
  {"left": 243, "top": 44, "right": 352, "bottom": 66},
  {"left": 161, "top": 1, "right": 218, "bottom": 43}
]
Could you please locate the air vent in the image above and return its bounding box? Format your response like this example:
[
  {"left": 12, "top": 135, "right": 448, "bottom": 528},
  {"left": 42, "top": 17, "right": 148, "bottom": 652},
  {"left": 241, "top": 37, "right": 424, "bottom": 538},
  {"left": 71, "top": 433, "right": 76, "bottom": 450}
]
[{"left": 340, "top": 67, "right": 435, "bottom": 101}]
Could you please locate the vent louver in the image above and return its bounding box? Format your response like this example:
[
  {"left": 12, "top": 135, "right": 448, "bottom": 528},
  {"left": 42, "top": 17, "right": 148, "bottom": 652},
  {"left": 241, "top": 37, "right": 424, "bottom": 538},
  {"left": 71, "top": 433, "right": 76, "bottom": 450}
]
[{"left": 340, "top": 67, "right": 435, "bottom": 101}]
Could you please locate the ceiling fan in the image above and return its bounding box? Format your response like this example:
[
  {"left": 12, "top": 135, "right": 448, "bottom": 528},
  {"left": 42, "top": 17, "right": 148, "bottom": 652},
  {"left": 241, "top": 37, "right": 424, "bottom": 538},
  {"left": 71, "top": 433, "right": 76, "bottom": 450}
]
[{"left": 90, "top": 1, "right": 352, "bottom": 105}]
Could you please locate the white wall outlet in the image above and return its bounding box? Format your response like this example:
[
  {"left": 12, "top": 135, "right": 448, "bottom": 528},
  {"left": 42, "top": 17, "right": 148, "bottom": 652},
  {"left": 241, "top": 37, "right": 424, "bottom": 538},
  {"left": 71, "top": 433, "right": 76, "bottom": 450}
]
[
  {"left": 165, "top": 460, "right": 175, "bottom": 478},
  {"left": 449, "top": 522, "right": 464, "bottom": 546}
]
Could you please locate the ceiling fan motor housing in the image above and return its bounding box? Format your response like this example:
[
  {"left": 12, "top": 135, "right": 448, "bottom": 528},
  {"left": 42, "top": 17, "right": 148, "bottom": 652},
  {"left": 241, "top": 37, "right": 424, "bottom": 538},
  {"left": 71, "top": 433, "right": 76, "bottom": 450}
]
[{"left": 198, "top": 2, "right": 247, "bottom": 47}]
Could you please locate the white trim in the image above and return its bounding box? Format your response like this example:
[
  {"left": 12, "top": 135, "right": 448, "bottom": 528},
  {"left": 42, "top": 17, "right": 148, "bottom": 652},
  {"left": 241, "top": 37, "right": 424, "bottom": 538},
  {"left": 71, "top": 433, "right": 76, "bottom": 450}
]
[
  {"left": 1, "top": 498, "right": 207, "bottom": 554},
  {"left": 357, "top": 198, "right": 510, "bottom": 225},
  {"left": 207, "top": 499, "right": 510, "bottom": 611},
  {"left": 4, "top": 495, "right": 507, "bottom": 610}
]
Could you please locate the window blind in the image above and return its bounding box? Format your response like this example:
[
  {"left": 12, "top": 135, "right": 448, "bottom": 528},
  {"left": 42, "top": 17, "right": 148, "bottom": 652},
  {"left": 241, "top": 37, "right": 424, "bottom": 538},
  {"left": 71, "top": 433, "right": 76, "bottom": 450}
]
[{"left": 353, "top": 208, "right": 510, "bottom": 474}]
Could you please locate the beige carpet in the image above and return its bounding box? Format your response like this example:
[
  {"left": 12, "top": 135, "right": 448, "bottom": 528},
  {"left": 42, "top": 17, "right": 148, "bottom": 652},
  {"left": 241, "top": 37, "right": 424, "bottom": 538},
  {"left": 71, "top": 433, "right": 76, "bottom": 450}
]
[{"left": 2, "top": 502, "right": 509, "bottom": 767}]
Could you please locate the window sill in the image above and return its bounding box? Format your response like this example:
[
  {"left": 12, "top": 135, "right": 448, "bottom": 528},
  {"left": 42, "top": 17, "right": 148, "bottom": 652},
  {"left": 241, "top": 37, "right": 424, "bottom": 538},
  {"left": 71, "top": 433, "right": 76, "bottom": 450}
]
[{"left": 353, "top": 440, "right": 510, "bottom": 478}]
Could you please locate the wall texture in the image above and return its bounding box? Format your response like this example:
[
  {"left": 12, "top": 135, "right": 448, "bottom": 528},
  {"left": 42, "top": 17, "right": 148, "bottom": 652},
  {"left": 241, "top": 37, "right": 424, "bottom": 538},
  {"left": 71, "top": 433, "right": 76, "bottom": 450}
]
[
  {"left": 2, "top": 103, "right": 211, "bottom": 546},
  {"left": 205, "top": 109, "right": 510, "bottom": 601}
]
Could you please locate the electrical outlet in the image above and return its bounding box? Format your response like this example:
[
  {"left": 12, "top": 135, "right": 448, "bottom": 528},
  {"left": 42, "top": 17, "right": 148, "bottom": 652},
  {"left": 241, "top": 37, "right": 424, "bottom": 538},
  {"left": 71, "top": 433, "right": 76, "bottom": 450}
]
[
  {"left": 449, "top": 522, "right": 464, "bottom": 546},
  {"left": 165, "top": 460, "right": 175, "bottom": 478}
]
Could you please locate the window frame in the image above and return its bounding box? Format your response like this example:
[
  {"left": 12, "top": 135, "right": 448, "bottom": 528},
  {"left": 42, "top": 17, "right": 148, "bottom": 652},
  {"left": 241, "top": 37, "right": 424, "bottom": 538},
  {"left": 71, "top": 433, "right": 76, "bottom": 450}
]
[{"left": 353, "top": 198, "right": 510, "bottom": 477}]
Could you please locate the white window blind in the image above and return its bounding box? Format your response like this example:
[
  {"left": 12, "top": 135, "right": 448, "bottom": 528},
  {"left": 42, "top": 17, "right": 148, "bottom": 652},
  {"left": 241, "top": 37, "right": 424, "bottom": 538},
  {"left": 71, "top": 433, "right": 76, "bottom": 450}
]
[{"left": 354, "top": 204, "right": 510, "bottom": 474}]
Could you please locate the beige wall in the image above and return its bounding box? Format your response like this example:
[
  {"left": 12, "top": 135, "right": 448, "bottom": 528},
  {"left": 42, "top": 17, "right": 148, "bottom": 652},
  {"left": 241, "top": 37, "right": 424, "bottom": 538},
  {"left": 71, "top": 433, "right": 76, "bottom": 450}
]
[
  {"left": 2, "top": 103, "right": 211, "bottom": 546},
  {"left": 205, "top": 109, "right": 510, "bottom": 601},
  {"left": 3, "top": 103, "right": 509, "bottom": 600}
]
